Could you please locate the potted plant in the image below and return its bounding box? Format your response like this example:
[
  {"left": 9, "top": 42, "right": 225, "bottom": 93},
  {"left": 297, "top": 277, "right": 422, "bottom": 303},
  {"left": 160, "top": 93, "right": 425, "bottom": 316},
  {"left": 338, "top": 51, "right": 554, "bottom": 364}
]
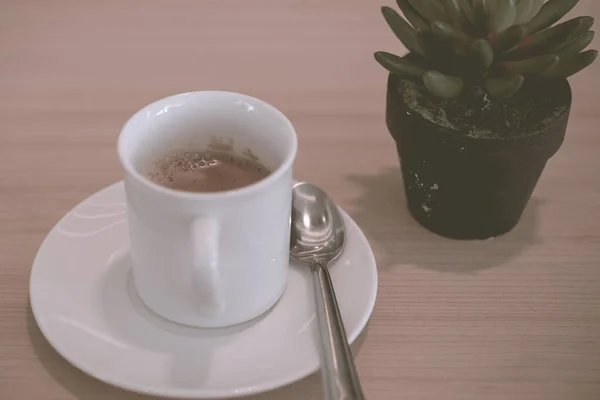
[{"left": 374, "top": 0, "right": 597, "bottom": 239}]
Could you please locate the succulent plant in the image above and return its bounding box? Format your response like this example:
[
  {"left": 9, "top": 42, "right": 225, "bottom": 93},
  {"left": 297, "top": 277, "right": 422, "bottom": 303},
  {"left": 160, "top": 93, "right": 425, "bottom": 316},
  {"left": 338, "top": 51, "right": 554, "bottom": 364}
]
[{"left": 375, "top": 0, "right": 598, "bottom": 99}]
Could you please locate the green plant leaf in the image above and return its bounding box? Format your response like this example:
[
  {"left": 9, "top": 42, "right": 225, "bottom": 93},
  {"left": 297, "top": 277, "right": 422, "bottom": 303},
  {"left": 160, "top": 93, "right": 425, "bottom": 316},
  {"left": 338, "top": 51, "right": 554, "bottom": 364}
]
[
  {"left": 431, "top": 21, "right": 473, "bottom": 54},
  {"left": 446, "top": 0, "right": 467, "bottom": 29},
  {"left": 417, "top": 30, "right": 450, "bottom": 58},
  {"left": 491, "top": 0, "right": 517, "bottom": 33},
  {"left": 514, "top": 0, "right": 534, "bottom": 25},
  {"left": 542, "top": 49, "right": 598, "bottom": 78},
  {"left": 374, "top": 51, "right": 427, "bottom": 79},
  {"left": 382, "top": 7, "right": 426, "bottom": 56},
  {"left": 423, "top": 71, "right": 465, "bottom": 98},
  {"left": 556, "top": 30, "right": 595, "bottom": 57},
  {"left": 469, "top": 39, "right": 495, "bottom": 69},
  {"left": 396, "top": 0, "right": 431, "bottom": 31},
  {"left": 563, "top": 16, "right": 594, "bottom": 38},
  {"left": 501, "top": 54, "right": 560, "bottom": 75},
  {"left": 522, "top": 0, "right": 580, "bottom": 35},
  {"left": 459, "top": 0, "right": 475, "bottom": 23},
  {"left": 491, "top": 25, "right": 527, "bottom": 51},
  {"left": 472, "top": 0, "right": 494, "bottom": 34},
  {"left": 407, "top": 0, "right": 448, "bottom": 23},
  {"left": 508, "top": 16, "right": 594, "bottom": 58},
  {"left": 527, "top": 0, "right": 546, "bottom": 22},
  {"left": 484, "top": 74, "right": 525, "bottom": 98},
  {"left": 416, "top": 29, "right": 466, "bottom": 75}
]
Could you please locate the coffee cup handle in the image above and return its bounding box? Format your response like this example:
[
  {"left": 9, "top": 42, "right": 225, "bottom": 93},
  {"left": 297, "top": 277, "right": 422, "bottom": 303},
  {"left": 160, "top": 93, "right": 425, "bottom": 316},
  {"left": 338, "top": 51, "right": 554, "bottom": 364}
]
[{"left": 190, "top": 217, "right": 225, "bottom": 317}]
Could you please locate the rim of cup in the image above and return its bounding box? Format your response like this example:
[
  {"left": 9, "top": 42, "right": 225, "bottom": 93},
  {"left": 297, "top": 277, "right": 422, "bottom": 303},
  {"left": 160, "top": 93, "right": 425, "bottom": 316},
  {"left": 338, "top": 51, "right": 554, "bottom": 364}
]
[{"left": 117, "top": 91, "right": 298, "bottom": 200}]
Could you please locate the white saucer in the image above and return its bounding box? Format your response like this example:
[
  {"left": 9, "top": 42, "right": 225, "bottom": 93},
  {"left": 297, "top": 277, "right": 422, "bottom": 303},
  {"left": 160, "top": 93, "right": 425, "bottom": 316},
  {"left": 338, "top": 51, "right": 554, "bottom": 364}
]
[{"left": 29, "top": 182, "right": 378, "bottom": 399}]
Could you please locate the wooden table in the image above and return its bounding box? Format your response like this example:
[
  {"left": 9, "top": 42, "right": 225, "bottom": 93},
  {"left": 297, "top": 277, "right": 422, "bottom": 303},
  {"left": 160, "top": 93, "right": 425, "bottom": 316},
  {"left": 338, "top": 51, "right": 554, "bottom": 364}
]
[{"left": 2, "top": 1, "right": 600, "bottom": 399}]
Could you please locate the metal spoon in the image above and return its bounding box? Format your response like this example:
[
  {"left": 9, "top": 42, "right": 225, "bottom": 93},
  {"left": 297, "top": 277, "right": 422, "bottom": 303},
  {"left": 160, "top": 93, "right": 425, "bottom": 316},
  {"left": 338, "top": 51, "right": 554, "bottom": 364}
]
[{"left": 290, "top": 182, "right": 365, "bottom": 400}]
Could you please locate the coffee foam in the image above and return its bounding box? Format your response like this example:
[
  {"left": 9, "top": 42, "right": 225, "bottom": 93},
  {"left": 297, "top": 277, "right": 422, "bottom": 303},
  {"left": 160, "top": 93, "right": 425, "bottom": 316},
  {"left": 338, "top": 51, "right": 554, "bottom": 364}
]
[{"left": 146, "top": 150, "right": 270, "bottom": 191}]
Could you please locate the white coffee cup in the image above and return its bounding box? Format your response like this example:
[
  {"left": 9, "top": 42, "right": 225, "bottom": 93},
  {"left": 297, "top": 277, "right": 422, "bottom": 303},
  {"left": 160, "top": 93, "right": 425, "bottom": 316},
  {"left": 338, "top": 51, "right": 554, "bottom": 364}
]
[{"left": 117, "top": 91, "right": 297, "bottom": 328}]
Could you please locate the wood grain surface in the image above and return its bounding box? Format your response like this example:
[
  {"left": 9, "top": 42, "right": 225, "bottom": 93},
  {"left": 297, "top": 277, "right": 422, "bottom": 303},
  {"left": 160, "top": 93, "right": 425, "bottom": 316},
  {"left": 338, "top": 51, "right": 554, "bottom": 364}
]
[{"left": 1, "top": 1, "right": 600, "bottom": 399}]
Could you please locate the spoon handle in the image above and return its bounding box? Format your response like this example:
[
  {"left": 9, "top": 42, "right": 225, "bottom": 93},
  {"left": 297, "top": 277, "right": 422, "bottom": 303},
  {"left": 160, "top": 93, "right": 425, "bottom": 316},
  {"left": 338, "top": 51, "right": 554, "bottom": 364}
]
[{"left": 312, "top": 260, "right": 365, "bottom": 400}]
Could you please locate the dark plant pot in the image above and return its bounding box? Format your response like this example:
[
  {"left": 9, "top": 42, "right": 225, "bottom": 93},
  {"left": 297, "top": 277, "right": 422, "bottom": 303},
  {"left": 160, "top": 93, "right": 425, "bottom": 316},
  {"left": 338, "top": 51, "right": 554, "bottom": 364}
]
[{"left": 386, "top": 73, "right": 572, "bottom": 240}]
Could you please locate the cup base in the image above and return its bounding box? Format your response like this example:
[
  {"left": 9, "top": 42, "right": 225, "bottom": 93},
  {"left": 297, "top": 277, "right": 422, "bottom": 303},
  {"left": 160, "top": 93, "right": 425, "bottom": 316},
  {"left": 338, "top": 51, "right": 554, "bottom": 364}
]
[{"left": 133, "top": 276, "right": 288, "bottom": 329}]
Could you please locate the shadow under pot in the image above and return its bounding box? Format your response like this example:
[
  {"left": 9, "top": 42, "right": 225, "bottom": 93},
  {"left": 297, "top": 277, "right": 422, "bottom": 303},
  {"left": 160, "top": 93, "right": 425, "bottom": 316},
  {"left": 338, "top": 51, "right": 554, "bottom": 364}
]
[{"left": 385, "top": 73, "right": 572, "bottom": 240}]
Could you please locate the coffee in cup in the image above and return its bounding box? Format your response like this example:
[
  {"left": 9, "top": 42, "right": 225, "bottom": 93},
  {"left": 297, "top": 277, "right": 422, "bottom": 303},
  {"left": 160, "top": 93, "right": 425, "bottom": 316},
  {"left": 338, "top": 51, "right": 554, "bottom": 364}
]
[{"left": 145, "top": 149, "right": 271, "bottom": 193}]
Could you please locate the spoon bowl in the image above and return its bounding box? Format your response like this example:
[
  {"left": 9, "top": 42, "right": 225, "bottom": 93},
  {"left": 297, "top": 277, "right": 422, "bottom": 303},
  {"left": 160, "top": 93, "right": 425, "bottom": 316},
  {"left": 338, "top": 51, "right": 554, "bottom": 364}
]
[{"left": 290, "top": 182, "right": 345, "bottom": 264}]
